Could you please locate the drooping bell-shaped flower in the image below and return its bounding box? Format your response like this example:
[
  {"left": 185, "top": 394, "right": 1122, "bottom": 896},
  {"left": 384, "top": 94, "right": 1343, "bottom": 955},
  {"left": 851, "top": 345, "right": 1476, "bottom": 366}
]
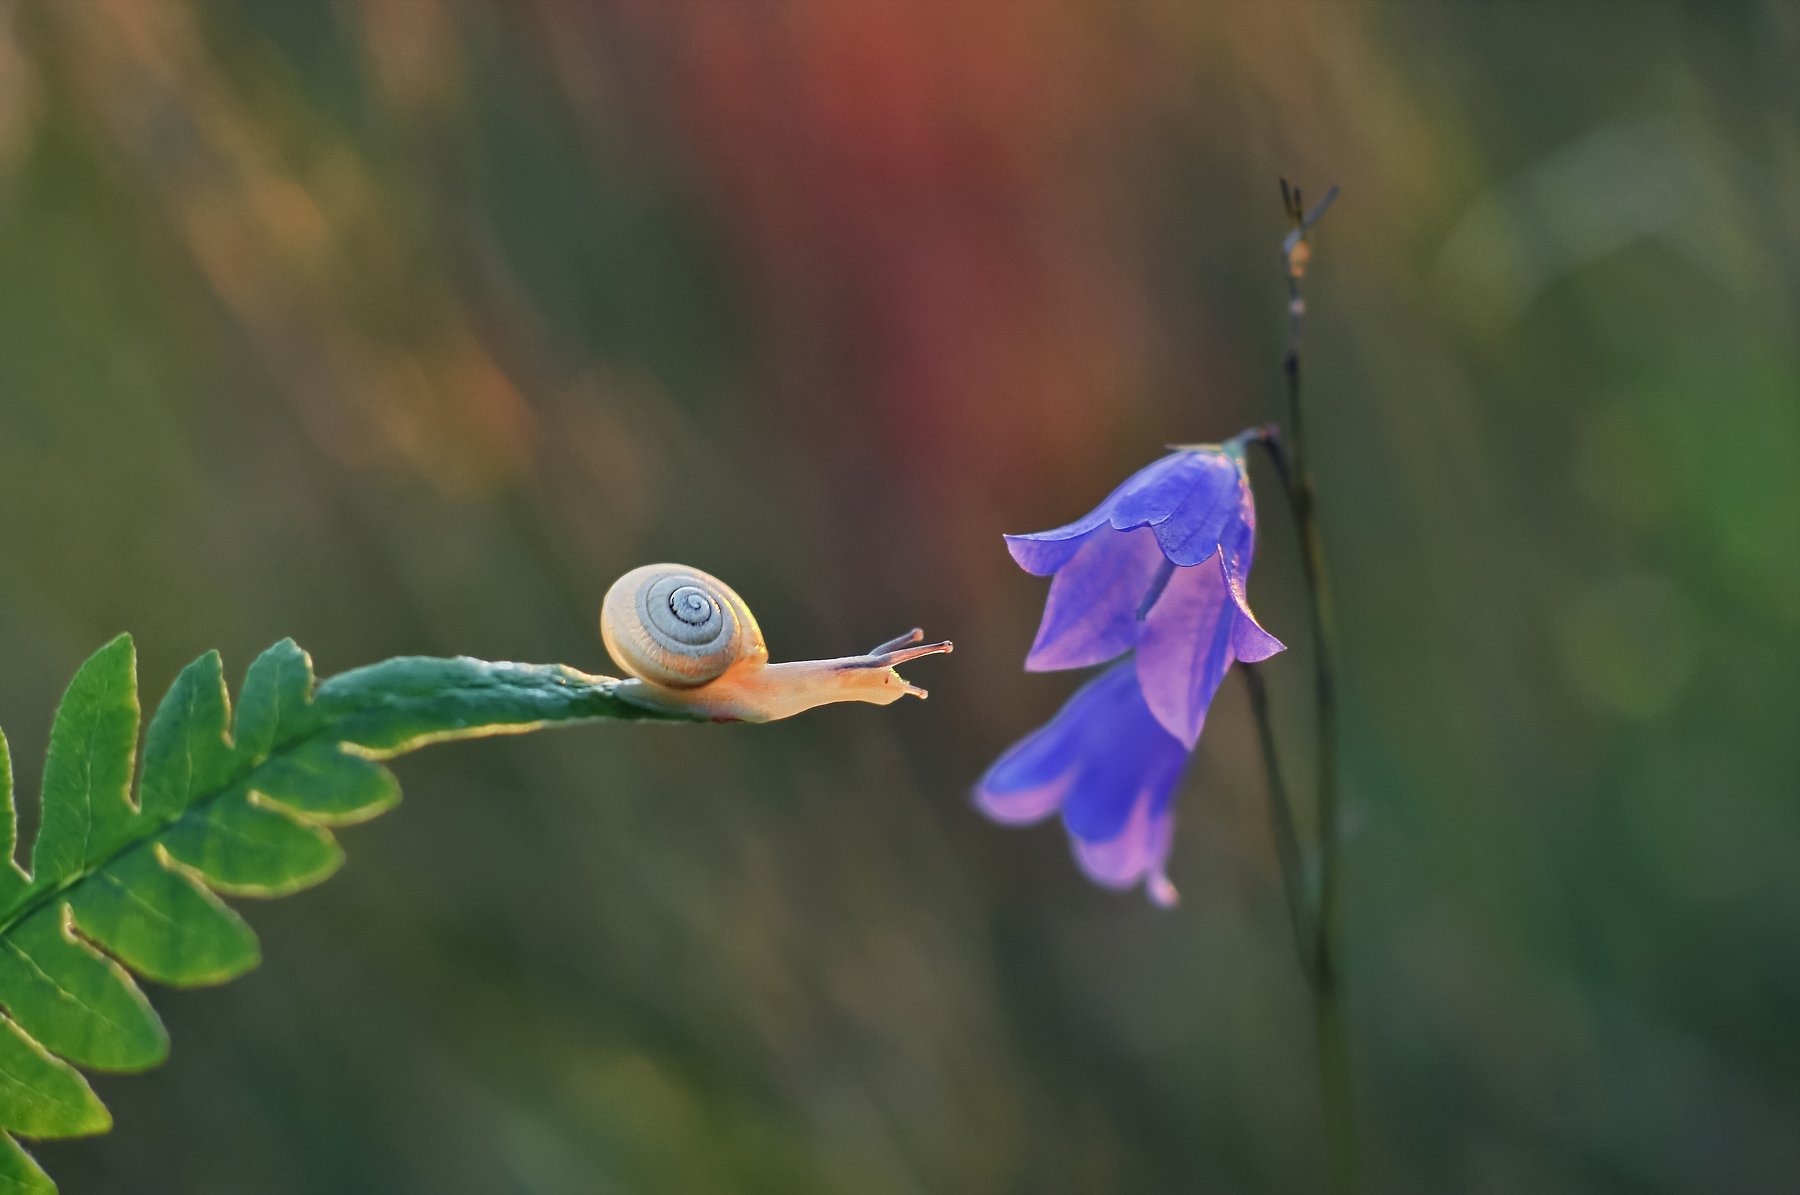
[
  {"left": 977, "top": 434, "right": 1284, "bottom": 904},
  {"left": 977, "top": 660, "right": 1188, "bottom": 905},
  {"left": 1005, "top": 438, "right": 1285, "bottom": 747}
]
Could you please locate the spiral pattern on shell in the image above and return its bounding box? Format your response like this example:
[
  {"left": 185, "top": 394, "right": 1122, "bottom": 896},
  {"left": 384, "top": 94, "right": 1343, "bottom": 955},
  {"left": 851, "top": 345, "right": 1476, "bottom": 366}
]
[{"left": 601, "top": 564, "right": 764, "bottom": 688}]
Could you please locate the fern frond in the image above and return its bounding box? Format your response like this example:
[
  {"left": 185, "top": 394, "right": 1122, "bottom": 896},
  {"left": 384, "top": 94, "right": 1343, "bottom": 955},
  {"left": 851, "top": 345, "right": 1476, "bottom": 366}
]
[{"left": 0, "top": 636, "right": 695, "bottom": 1192}]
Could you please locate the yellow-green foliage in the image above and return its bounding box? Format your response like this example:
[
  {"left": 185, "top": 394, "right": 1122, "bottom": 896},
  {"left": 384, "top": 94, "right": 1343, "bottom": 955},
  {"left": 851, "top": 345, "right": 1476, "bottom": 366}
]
[{"left": 0, "top": 636, "right": 691, "bottom": 1192}]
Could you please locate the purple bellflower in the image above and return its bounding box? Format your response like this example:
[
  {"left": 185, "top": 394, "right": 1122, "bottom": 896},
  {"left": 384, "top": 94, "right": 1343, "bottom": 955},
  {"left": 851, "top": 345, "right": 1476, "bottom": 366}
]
[{"left": 977, "top": 433, "right": 1284, "bottom": 905}]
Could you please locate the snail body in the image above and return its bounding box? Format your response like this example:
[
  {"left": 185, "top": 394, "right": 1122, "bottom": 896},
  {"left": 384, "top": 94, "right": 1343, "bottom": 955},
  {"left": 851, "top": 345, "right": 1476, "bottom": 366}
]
[{"left": 601, "top": 564, "right": 951, "bottom": 722}]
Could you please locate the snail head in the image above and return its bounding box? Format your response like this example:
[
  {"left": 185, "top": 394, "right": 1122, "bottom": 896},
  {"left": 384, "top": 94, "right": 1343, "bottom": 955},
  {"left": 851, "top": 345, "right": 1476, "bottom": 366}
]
[{"left": 832, "top": 629, "right": 955, "bottom": 701}]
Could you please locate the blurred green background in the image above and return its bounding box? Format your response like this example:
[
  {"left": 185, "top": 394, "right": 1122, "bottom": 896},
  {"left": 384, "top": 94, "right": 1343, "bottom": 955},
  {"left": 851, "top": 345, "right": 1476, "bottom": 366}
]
[{"left": 2, "top": 1, "right": 1796, "bottom": 1191}]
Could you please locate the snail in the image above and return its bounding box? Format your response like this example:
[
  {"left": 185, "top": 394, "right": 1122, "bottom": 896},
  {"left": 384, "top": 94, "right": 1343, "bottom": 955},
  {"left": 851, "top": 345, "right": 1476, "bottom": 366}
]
[{"left": 601, "top": 563, "right": 952, "bottom": 722}]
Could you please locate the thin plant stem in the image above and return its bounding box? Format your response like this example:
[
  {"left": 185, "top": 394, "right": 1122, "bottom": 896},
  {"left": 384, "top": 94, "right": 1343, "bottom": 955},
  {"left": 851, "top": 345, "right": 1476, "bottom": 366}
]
[
  {"left": 1240, "top": 662, "right": 1314, "bottom": 985},
  {"left": 1269, "top": 178, "right": 1361, "bottom": 1194}
]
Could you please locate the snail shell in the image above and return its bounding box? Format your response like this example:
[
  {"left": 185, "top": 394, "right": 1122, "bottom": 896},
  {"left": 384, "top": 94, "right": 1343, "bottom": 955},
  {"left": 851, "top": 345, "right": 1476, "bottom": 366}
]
[{"left": 601, "top": 564, "right": 767, "bottom": 689}]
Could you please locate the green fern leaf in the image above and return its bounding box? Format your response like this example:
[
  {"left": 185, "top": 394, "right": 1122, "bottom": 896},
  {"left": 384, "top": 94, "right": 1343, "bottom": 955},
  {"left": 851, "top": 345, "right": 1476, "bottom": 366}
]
[{"left": 0, "top": 635, "right": 697, "bottom": 1191}]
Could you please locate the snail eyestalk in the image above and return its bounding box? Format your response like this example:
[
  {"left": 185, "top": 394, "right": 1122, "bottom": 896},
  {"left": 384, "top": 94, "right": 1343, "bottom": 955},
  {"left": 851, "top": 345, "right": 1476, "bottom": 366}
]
[{"left": 844, "top": 629, "right": 955, "bottom": 699}]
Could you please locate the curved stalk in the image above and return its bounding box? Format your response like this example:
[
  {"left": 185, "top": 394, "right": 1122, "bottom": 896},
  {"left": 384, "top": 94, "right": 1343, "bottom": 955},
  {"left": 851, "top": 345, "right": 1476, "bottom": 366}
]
[
  {"left": 1240, "top": 662, "right": 1314, "bottom": 983},
  {"left": 1260, "top": 179, "right": 1361, "bottom": 1194}
]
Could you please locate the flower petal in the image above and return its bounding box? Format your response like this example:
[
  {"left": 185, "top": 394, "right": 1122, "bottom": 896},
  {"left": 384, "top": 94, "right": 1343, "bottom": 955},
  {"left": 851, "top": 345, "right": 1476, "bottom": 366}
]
[
  {"left": 1022, "top": 527, "right": 1165, "bottom": 672},
  {"left": 1220, "top": 532, "right": 1284, "bottom": 663},
  {"left": 973, "top": 706, "right": 1086, "bottom": 827},
  {"left": 974, "top": 661, "right": 1187, "bottom": 850},
  {"left": 1073, "top": 793, "right": 1179, "bottom": 907},
  {"left": 1136, "top": 556, "right": 1237, "bottom": 747},
  {"left": 1005, "top": 451, "right": 1208, "bottom": 574},
  {"left": 1110, "top": 452, "right": 1245, "bottom": 565},
  {"left": 975, "top": 769, "right": 1073, "bottom": 827},
  {"left": 1004, "top": 533, "right": 1089, "bottom": 577},
  {"left": 1007, "top": 448, "right": 1253, "bottom": 583},
  {"left": 974, "top": 660, "right": 1130, "bottom": 824},
  {"left": 1057, "top": 665, "right": 1188, "bottom": 845},
  {"left": 1234, "top": 617, "right": 1284, "bottom": 663},
  {"left": 1136, "top": 516, "right": 1285, "bottom": 746},
  {"left": 1003, "top": 474, "right": 1152, "bottom": 576}
]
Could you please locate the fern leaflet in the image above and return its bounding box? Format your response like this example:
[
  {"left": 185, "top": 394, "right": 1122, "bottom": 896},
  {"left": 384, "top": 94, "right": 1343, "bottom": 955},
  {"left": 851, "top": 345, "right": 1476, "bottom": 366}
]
[{"left": 0, "top": 635, "right": 695, "bottom": 1192}]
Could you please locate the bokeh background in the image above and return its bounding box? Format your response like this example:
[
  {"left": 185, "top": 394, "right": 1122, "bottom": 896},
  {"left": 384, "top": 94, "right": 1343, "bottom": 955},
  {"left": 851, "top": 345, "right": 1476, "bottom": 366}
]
[{"left": 2, "top": 1, "right": 1796, "bottom": 1191}]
